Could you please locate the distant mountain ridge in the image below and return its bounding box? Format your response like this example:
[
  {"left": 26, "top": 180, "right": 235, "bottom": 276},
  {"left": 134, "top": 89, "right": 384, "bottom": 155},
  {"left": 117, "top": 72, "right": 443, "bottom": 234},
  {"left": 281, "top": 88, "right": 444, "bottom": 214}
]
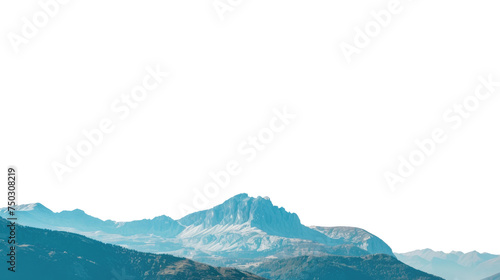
[
  {"left": 396, "top": 249, "right": 500, "bottom": 280},
  {"left": 1, "top": 194, "right": 393, "bottom": 267},
  {"left": 4, "top": 203, "right": 184, "bottom": 237}
]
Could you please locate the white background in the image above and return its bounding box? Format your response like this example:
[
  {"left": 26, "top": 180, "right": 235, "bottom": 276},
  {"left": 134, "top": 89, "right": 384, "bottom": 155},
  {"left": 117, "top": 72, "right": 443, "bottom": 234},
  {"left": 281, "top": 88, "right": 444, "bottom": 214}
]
[{"left": 1, "top": 0, "right": 499, "bottom": 254}]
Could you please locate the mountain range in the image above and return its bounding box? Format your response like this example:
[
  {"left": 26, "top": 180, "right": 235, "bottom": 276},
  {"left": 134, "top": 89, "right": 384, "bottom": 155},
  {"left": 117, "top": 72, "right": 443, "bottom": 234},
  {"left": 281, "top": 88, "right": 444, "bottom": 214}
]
[
  {"left": 0, "top": 216, "right": 442, "bottom": 280},
  {"left": 4, "top": 193, "right": 494, "bottom": 279},
  {"left": 0, "top": 217, "right": 265, "bottom": 280},
  {"left": 396, "top": 249, "right": 500, "bottom": 280},
  {"left": 1, "top": 194, "right": 393, "bottom": 267}
]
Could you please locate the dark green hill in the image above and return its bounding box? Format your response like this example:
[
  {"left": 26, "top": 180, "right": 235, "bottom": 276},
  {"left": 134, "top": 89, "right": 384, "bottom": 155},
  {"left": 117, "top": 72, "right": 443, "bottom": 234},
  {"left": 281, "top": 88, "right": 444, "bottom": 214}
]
[{"left": 246, "top": 254, "right": 444, "bottom": 280}]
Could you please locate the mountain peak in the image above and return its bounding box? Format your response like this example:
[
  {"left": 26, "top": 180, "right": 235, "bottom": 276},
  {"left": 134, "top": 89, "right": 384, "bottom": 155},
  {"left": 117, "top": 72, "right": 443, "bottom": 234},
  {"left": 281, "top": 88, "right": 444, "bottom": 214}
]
[
  {"left": 60, "top": 209, "right": 87, "bottom": 215},
  {"left": 179, "top": 193, "right": 332, "bottom": 242},
  {"left": 179, "top": 193, "right": 266, "bottom": 227},
  {"left": 9, "top": 203, "right": 53, "bottom": 213},
  {"left": 232, "top": 193, "right": 249, "bottom": 199}
]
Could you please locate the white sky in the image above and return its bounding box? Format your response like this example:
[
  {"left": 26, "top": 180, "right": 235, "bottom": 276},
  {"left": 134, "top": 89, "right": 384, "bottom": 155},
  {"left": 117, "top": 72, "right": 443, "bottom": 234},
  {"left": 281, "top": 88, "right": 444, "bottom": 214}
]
[{"left": 1, "top": 0, "right": 499, "bottom": 255}]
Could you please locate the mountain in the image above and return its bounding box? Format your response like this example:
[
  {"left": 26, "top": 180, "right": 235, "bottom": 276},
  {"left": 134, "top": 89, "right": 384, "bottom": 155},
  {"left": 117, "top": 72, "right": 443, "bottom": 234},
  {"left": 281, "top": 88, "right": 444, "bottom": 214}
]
[
  {"left": 311, "top": 226, "right": 394, "bottom": 256},
  {"left": 396, "top": 249, "right": 500, "bottom": 280},
  {"left": 483, "top": 272, "right": 500, "bottom": 280},
  {"left": 175, "top": 194, "right": 372, "bottom": 264},
  {"left": 0, "top": 217, "right": 265, "bottom": 280},
  {"left": 1, "top": 194, "right": 394, "bottom": 267},
  {"left": 246, "top": 254, "right": 444, "bottom": 280},
  {"left": 178, "top": 194, "right": 332, "bottom": 244}
]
